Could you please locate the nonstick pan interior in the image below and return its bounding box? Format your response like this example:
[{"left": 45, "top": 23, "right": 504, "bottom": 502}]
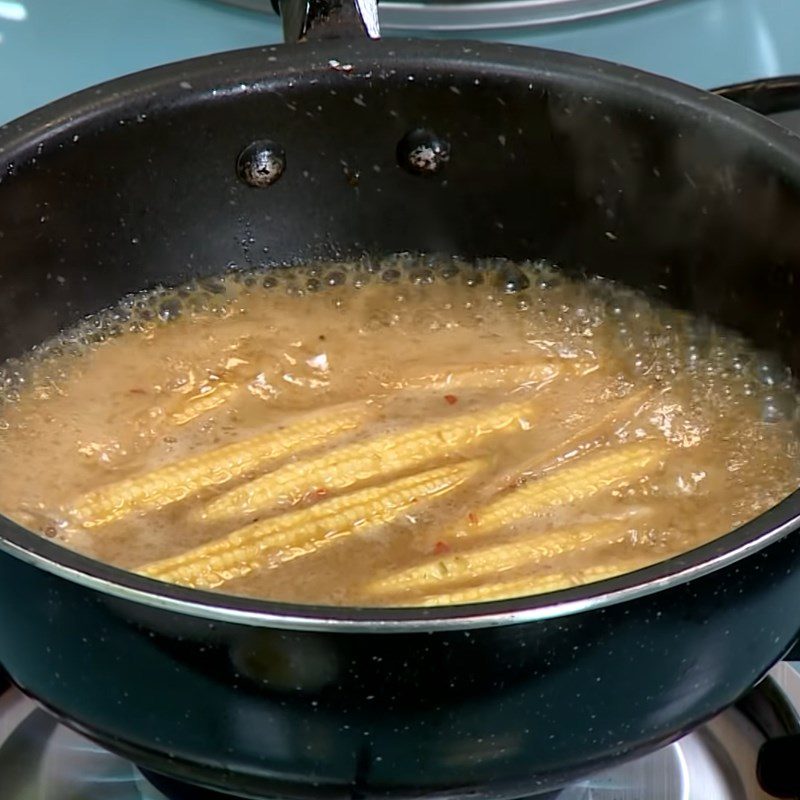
[{"left": 2, "top": 40, "right": 800, "bottom": 376}]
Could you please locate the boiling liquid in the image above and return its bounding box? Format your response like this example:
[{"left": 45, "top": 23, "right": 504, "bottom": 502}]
[{"left": 0, "top": 258, "right": 797, "bottom": 606}]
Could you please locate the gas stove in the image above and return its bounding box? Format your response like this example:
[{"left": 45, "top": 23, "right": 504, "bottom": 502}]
[
  {"left": 3, "top": 0, "right": 800, "bottom": 126},
  {"left": 2, "top": 663, "right": 799, "bottom": 800}
]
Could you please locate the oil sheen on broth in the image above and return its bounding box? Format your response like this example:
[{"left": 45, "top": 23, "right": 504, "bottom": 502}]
[{"left": 0, "top": 258, "right": 798, "bottom": 607}]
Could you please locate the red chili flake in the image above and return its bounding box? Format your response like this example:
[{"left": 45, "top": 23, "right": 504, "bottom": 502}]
[
  {"left": 314, "top": 488, "right": 329, "bottom": 498},
  {"left": 444, "top": 394, "right": 458, "bottom": 405},
  {"left": 433, "top": 540, "right": 451, "bottom": 555},
  {"left": 467, "top": 512, "right": 479, "bottom": 525},
  {"left": 128, "top": 388, "right": 146, "bottom": 395}
]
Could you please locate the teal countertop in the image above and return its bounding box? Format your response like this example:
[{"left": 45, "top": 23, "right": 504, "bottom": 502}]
[{"left": 1, "top": 0, "right": 800, "bottom": 124}]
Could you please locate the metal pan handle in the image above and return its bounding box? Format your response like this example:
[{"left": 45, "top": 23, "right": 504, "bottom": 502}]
[
  {"left": 270, "top": 0, "right": 380, "bottom": 42},
  {"left": 712, "top": 76, "right": 800, "bottom": 116}
]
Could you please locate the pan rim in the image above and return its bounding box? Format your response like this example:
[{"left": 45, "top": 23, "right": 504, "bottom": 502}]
[
  {"left": 2, "top": 36, "right": 800, "bottom": 632},
  {"left": 2, "top": 500, "right": 799, "bottom": 632}
]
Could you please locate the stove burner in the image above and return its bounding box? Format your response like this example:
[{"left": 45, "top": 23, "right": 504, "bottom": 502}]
[{"left": 2, "top": 664, "right": 800, "bottom": 799}]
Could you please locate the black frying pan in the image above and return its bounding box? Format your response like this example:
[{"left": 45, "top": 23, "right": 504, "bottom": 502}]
[{"left": 2, "top": 1, "right": 800, "bottom": 798}]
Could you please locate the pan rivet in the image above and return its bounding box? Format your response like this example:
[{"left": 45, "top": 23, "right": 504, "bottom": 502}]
[
  {"left": 397, "top": 129, "right": 450, "bottom": 175},
  {"left": 236, "top": 140, "right": 286, "bottom": 188}
]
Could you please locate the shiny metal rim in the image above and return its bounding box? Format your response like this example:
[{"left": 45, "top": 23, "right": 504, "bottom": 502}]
[
  {"left": 218, "top": 0, "right": 672, "bottom": 31},
  {"left": 2, "top": 502, "right": 799, "bottom": 633}
]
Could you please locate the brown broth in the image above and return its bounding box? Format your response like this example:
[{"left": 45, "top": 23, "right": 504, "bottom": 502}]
[{"left": 0, "top": 258, "right": 798, "bottom": 607}]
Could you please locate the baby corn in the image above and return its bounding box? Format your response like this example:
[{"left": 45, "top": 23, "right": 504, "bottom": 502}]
[
  {"left": 462, "top": 440, "right": 664, "bottom": 538},
  {"left": 168, "top": 381, "right": 238, "bottom": 426},
  {"left": 401, "top": 361, "right": 561, "bottom": 392},
  {"left": 140, "top": 459, "right": 483, "bottom": 590},
  {"left": 420, "top": 562, "right": 643, "bottom": 606},
  {"left": 67, "top": 401, "right": 370, "bottom": 527},
  {"left": 367, "top": 519, "right": 626, "bottom": 594},
  {"left": 200, "top": 397, "right": 539, "bottom": 524},
  {"left": 485, "top": 387, "right": 655, "bottom": 496}
]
